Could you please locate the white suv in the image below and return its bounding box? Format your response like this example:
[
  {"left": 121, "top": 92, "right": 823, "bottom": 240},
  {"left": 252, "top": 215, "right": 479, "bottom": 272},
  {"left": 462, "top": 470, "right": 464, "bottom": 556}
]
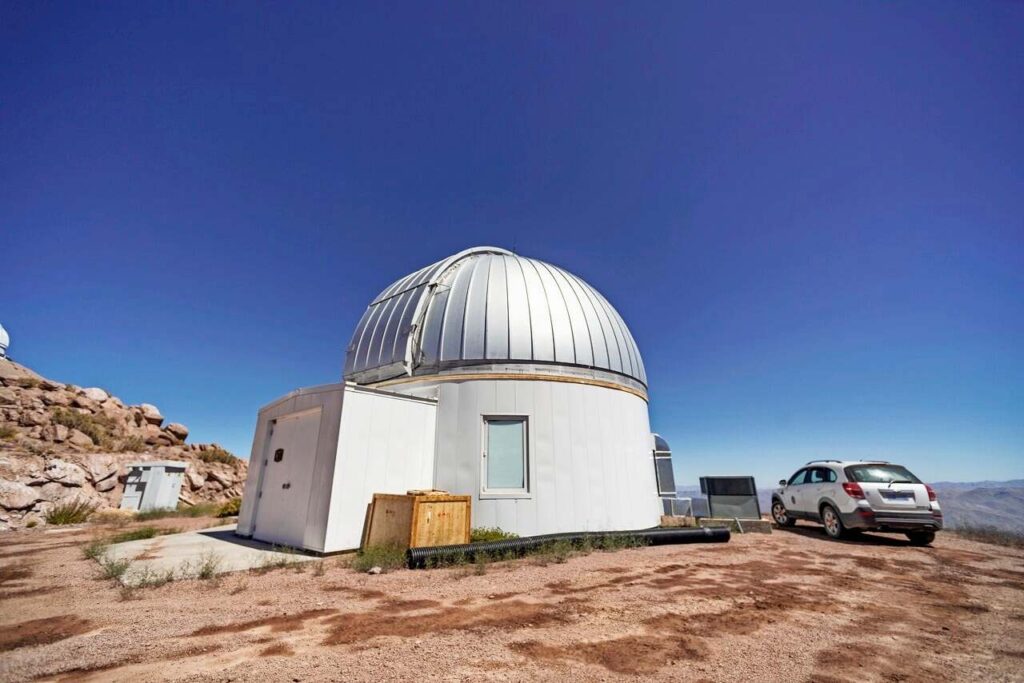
[{"left": 770, "top": 460, "right": 943, "bottom": 545}]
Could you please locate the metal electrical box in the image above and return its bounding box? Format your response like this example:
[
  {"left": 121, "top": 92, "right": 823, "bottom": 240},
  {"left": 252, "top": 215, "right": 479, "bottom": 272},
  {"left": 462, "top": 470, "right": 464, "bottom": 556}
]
[
  {"left": 119, "top": 461, "right": 186, "bottom": 512},
  {"left": 699, "top": 476, "right": 761, "bottom": 519}
]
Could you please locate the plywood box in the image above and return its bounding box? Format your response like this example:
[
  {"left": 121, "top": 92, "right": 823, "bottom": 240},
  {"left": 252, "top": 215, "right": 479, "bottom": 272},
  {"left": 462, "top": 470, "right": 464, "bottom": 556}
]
[{"left": 364, "top": 492, "right": 471, "bottom": 549}]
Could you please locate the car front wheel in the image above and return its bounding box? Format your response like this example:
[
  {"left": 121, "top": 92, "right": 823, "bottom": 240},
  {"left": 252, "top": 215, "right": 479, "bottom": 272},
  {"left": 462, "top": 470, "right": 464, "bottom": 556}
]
[
  {"left": 821, "top": 504, "right": 846, "bottom": 539},
  {"left": 906, "top": 531, "right": 935, "bottom": 546},
  {"left": 771, "top": 500, "right": 796, "bottom": 527}
]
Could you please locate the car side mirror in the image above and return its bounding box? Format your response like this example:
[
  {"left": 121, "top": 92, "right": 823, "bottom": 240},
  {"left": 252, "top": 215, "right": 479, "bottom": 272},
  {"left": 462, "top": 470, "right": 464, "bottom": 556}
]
[{"left": 778, "top": 479, "right": 787, "bottom": 486}]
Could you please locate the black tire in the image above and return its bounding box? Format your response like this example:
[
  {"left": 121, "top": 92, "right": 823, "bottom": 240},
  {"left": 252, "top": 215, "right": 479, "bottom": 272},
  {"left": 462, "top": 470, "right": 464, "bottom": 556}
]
[
  {"left": 771, "top": 499, "right": 796, "bottom": 527},
  {"left": 906, "top": 531, "right": 936, "bottom": 546},
  {"left": 820, "top": 504, "right": 846, "bottom": 539}
]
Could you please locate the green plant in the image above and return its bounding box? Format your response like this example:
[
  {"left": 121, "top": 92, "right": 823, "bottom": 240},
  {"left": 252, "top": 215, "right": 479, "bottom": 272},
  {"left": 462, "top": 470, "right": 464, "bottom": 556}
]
[
  {"left": 82, "top": 539, "right": 109, "bottom": 560},
  {"left": 594, "top": 534, "right": 647, "bottom": 551},
  {"left": 313, "top": 561, "right": 326, "bottom": 577},
  {"left": 17, "top": 377, "right": 40, "bottom": 389},
  {"left": 20, "top": 439, "right": 54, "bottom": 456},
  {"left": 197, "top": 446, "right": 239, "bottom": 465},
  {"left": 470, "top": 526, "right": 519, "bottom": 543},
  {"left": 251, "top": 546, "right": 300, "bottom": 574},
  {"left": 217, "top": 497, "right": 241, "bottom": 518},
  {"left": 118, "top": 435, "right": 146, "bottom": 452},
  {"left": 534, "top": 539, "right": 575, "bottom": 565},
  {"left": 128, "top": 566, "right": 176, "bottom": 589},
  {"left": 45, "top": 499, "right": 97, "bottom": 525},
  {"left": 109, "top": 526, "right": 165, "bottom": 544},
  {"left": 195, "top": 550, "right": 222, "bottom": 580},
  {"left": 352, "top": 544, "right": 406, "bottom": 573},
  {"left": 0, "top": 424, "right": 17, "bottom": 440},
  {"left": 25, "top": 519, "right": 38, "bottom": 529},
  {"left": 99, "top": 556, "right": 133, "bottom": 580},
  {"left": 134, "top": 503, "right": 219, "bottom": 521},
  {"left": 52, "top": 408, "right": 115, "bottom": 448}
]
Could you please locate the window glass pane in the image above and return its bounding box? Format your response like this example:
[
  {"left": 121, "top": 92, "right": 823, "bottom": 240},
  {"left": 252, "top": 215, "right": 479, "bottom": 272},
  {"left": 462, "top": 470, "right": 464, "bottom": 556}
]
[
  {"left": 487, "top": 419, "right": 525, "bottom": 489},
  {"left": 846, "top": 465, "right": 920, "bottom": 484},
  {"left": 654, "top": 458, "right": 676, "bottom": 495}
]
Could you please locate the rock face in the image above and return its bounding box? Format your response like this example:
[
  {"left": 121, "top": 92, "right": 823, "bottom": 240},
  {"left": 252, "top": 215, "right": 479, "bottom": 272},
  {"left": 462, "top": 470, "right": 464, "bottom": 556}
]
[{"left": 0, "top": 358, "right": 247, "bottom": 530}]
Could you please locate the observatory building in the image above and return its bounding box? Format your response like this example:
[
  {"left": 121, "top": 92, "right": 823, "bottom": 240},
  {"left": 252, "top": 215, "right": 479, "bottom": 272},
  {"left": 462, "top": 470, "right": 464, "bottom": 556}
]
[
  {"left": 0, "top": 323, "right": 9, "bottom": 358},
  {"left": 237, "top": 247, "right": 677, "bottom": 552}
]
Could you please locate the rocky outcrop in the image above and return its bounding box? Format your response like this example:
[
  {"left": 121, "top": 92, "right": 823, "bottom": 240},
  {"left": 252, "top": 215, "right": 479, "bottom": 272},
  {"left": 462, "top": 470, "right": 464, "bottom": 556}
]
[{"left": 0, "top": 358, "right": 247, "bottom": 530}]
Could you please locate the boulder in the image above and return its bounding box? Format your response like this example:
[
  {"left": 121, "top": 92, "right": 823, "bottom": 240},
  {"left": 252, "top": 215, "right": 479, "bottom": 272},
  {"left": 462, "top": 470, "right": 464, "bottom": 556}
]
[
  {"left": 143, "top": 424, "right": 164, "bottom": 445},
  {"left": 95, "top": 476, "right": 118, "bottom": 493},
  {"left": 36, "top": 481, "right": 68, "bottom": 502},
  {"left": 41, "top": 392, "right": 70, "bottom": 407},
  {"left": 186, "top": 469, "right": 206, "bottom": 490},
  {"left": 82, "top": 387, "right": 109, "bottom": 402},
  {"left": 38, "top": 379, "right": 63, "bottom": 391},
  {"left": 67, "top": 429, "right": 94, "bottom": 448},
  {"left": 43, "top": 459, "right": 88, "bottom": 487},
  {"left": 0, "top": 479, "right": 40, "bottom": 510},
  {"left": 83, "top": 454, "right": 118, "bottom": 483},
  {"left": 206, "top": 469, "right": 236, "bottom": 487},
  {"left": 71, "top": 395, "right": 99, "bottom": 412},
  {"left": 165, "top": 423, "right": 189, "bottom": 441},
  {"left": 0, "top": 387, "right": 16, "bottom": 405},
  {"left": 18, "top": 410, "right": 48, "bottom": 427},
  {"left": 41, "top": 424, "right": 70, "bottom": 443},
  {"left": 139, "top": 403, "right": 164, "bottom": 426}
]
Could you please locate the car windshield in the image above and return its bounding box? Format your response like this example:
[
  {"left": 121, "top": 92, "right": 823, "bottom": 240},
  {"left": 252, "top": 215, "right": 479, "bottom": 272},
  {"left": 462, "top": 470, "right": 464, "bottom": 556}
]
[{"left": 846, "top": 464, "right": 922, "bottom": 484}]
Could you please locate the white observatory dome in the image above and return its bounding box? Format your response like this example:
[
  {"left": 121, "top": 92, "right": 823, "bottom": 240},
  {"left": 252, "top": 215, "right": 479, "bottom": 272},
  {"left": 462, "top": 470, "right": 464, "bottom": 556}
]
[
  {"left": 344, "top": 246, "right": 646, "bottom": 390},
  {"left": 0, "top": 323, "right": 8, "bottom": 358}
]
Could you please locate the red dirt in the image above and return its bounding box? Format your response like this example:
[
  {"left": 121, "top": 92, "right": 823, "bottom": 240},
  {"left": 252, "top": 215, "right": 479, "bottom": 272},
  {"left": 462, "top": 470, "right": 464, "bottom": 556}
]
[{"left": 0, "top": 521, "right": 1022, "bottom": 681}]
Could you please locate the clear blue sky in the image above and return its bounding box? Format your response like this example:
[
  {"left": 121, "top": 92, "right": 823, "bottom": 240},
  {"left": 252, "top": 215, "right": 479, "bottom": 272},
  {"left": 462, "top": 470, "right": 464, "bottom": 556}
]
[{"left": 3, "top": 2, "right": 1021, "bottom": 486}]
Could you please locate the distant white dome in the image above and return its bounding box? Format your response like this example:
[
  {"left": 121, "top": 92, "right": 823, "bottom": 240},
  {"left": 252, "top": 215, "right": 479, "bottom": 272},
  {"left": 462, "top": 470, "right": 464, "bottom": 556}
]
[
  {"left": 0, "top": 323, "right": 8, "bottom": 357},
  {"left": 344, "top": 247, "right": 646, "bottom": 388}
]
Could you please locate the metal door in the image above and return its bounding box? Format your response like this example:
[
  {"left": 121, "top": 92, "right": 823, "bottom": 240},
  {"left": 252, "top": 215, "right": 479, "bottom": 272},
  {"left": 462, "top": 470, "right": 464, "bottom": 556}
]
[{"left": 252, "top": 409, "right": 322, "bottom": 548}]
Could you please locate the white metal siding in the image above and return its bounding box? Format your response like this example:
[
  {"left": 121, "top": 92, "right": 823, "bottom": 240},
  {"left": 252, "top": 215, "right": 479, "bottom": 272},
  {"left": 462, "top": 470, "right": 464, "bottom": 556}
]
[
  {"left": 344, "top": 247, "right": 646, "bottom": 387},
  {"left": 322, "top": 386, "right": 437, "bottom": 552},
  {"left": 407, "top": 378, "right": 660, "bottom": 536}
]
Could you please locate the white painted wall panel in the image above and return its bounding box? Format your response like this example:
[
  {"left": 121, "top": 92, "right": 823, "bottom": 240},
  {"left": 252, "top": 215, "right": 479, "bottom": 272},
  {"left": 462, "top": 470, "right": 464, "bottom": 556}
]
[
  {"left": 424, "top": 378, "right": 660, "bottom": 536},
  {"left": 322, "top": 386, "right": 437, "bottom": 552}
]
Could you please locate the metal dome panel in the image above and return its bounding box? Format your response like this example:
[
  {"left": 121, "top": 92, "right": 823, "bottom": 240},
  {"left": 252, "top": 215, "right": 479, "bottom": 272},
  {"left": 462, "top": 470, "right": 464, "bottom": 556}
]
[{"left": 344, "top": 247, "right": 646, "bottom": 387}]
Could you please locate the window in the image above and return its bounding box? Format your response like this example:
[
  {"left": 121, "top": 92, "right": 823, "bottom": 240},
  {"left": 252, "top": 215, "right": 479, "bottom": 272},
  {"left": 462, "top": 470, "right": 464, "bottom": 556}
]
[
  {"left": 483, "top": 417, "right": 528, "bottom": 494},
  {"left": 808, "top": 468, "right": 836, "bottom": 484},
  {"left": 274, "top": 448, "right": 284, "bottom": 463},
  {"left": 788, "top": 469, "right": 808, "bottom": 486},
  {"left": 846, "top": 464, "right": 921, "bottom": 484}
]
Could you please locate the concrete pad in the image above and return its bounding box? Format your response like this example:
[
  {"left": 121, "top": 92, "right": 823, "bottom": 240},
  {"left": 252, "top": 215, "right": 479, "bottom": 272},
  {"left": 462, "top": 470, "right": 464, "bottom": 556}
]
[
  {"left": 698, "top": 518, "right": 773, "bottom": 534},
  {"left": 101, "top": 523, "right": 318, "bottom": 586}
]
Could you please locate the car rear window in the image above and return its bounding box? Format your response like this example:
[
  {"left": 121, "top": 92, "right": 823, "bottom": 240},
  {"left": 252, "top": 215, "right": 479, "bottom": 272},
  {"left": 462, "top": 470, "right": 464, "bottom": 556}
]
[{"left": 845, "top": 464, "right": 922, "bottom": 484}]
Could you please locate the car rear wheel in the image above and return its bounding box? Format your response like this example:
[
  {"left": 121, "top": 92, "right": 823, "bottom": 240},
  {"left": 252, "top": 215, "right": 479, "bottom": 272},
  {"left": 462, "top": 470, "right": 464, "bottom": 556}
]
[
  {"left": 771, "top": 500, "right": 796, "bottom": 527},
  {"left": 906, "top": 531, "right": 935, "bottom": 546},
  {"left": 821, "top": 504, "right": 846, "bottom": 539}
]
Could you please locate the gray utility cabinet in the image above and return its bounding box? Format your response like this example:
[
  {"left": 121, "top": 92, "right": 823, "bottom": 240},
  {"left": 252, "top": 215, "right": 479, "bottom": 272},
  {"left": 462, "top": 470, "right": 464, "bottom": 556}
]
[
  {"left": 700, "top": 476, "right": 762, "bottom": 519},
  {"left": 119, "top": 461, "right": 186, "bottom": 512}
]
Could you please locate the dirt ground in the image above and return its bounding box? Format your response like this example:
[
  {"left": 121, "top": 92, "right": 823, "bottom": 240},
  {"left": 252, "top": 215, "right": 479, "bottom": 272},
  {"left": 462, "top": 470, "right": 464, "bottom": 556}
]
[{"left": 1, "top": 518, "right": 1022, "bottom": 683}]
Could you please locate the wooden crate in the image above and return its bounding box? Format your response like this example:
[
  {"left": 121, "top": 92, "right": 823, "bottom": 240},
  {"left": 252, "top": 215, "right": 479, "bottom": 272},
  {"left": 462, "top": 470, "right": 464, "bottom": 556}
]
[{"left": 363, "top": 491, "right": 471, "bottom": 550}]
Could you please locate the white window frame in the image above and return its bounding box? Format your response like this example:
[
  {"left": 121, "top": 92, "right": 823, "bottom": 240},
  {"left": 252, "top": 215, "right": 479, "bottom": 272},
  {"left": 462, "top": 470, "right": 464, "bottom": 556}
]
[{"left": 480, "top": 415, "right": 531, "bottom": 499}]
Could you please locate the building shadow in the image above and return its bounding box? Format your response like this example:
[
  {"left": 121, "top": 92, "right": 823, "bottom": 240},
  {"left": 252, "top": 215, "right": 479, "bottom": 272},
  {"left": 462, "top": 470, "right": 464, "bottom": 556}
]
[{"left": 195, "top": 525, "right": 318, "bottom": 557}]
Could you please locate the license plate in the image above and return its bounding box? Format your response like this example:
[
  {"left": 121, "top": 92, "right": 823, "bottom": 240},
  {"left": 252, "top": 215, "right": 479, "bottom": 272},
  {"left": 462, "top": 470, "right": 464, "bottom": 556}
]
[{"left": 881, "top": 490, "right": 915, "bottom": 500}]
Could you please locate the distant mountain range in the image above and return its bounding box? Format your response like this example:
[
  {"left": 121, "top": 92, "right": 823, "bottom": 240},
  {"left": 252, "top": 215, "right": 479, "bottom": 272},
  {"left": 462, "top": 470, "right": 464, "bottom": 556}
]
[{"left": 676, "top": 479, "right": 1024, "bottom": 534}]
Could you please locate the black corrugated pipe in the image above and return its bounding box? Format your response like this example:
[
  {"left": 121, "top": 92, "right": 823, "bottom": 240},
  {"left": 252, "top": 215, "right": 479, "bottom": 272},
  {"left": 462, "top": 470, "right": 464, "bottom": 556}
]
[{"left": 406, "top": 527, "right": 730, "bottom": 569}]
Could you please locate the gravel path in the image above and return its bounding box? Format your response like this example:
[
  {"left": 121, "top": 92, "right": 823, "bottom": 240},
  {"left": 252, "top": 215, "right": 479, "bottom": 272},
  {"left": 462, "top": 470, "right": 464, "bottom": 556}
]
[{"left": 0, "top": 518, "right": 1022, "bottom": 682}]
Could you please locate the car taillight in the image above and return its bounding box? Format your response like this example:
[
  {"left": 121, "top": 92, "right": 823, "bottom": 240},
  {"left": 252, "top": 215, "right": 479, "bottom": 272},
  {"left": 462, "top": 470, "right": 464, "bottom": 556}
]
[
  {"left": 926, "top": 485, "right": 937, "bottom": 502},
  {"left": 842, "top": 482, "right": 865, "bottom": 499}
]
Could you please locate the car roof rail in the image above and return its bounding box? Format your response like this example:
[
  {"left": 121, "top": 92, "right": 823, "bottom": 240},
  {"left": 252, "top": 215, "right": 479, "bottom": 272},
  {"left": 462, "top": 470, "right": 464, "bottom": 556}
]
[{"left": 804, "top": 459, "right": 844, "bottom": 465}]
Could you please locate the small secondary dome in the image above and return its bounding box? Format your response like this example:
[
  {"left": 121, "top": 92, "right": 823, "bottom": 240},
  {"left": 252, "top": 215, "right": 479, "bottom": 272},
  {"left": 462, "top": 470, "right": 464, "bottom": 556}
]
[{"left": 344, "top": 246, "right": 646, "bottom": 387}]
